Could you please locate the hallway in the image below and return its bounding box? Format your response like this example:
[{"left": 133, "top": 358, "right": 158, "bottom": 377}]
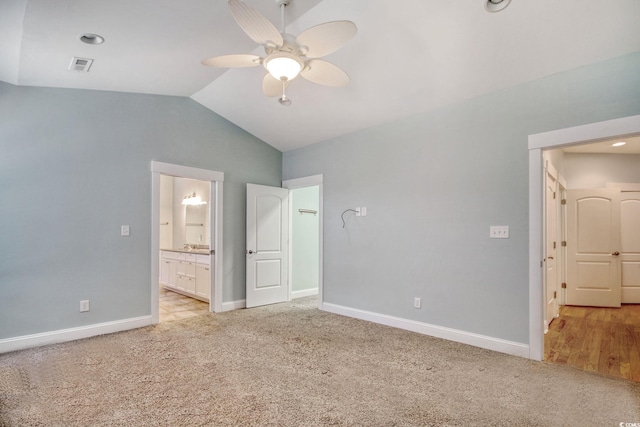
[{"left": 544, "top": 304, "right": 640, "bottom": 382}]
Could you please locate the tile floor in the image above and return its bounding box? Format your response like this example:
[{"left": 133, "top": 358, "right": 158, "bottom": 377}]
[{"left": 159, "top": 286, "right": 210, "bottom": 322}]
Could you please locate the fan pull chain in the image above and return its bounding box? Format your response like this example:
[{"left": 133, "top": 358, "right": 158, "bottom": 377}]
[{"left": 279, "top": 79, "right": 291, "bottom": 106}]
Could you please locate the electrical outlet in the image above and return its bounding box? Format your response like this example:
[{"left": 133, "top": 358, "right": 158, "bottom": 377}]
[
  {"left": 414, "top": 297, "right": 421, "bottom": 309},
  {"left": 355, "top": 207, "right": 361, "bottom": 217},
  {"left": 361, "top": 207, "right": 367, "bottom": 216},
  {"left": 80, "top": 300, "right": 90, "bottom": 312}
]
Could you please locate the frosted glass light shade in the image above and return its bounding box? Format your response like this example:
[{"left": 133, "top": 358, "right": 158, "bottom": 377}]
[
  {"left": 182, "top": 193, "right": 207, "bottom": 205},
  {"left": 265, "top": 53, "right": 302, "bottom": 81}
]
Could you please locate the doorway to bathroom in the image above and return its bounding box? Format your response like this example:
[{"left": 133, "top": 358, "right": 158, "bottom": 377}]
[{"left": 151, "top": 161, "right": 224, "bottom": 324}]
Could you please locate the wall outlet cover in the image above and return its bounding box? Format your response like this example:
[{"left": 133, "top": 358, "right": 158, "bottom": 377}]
[{"left": 489, "top": 225, "right": 509, "bottom": 239}]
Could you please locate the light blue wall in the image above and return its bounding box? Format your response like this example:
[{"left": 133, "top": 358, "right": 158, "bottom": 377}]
[
  {"left": 283, "top": 51, "right": 640, "bottom": 344},
  {"left": 291, "top": 186, "right": 319, "bottom": 292},
  {"left": 0, "top": 82, "right": 281, "bottom": 339}
]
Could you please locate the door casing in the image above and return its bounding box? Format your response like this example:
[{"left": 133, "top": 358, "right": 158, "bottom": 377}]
[
  {"left": 151, "top": 161, "right": 224, "bottom": 320},
  {"left": 283, "top": 174, "right": 324, "bottom": 310},
  {"left": 528, "top": 114, "right": 640, "bottom": 361}
]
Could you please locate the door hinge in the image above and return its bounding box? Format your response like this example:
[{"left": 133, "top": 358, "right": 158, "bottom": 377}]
[
  {"left": 561, "top": 241, "right": 567, "bottom": 247},
  {"left": 561, "top": 199, "right": 567, "bottom": 205},
  {"left": 554, "top": 291, "right": 557, "bottom": 299},
  {"left": 561, "top": 283, "right": 567, "bottom": 289},
  {"left": 553, "top": 241, "right": 556, "bottom": 249},
  {"left": 553, "top": 192, "right": 556, "bottom": 199}
]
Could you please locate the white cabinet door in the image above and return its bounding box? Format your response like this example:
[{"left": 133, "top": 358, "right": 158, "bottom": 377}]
[
  {"left": 566, "top": 188, "right": 621, "bottom": 307},
  {"left": 195, "top": 263, "right": 211, "bottom": 300},
  {"left": 184, "top": 276, "right": 196, "bottom": 294},
  {"left": 160, "top": 258, "right": 170, "bottom": 285},
  {"left": 246, "top": 183, "right": 289, "bottom": 308}
]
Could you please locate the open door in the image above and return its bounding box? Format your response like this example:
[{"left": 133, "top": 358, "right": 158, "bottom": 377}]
[
  {"left": 566, "top": 188, "right": 621, "bottom": 307},
  {"left": 621, "top": 191, "right": 640, "bottom": 303},
  {"left": 544, "top": 168, "right": 559, "bottom": 331},
  {"left": 246, "top": 183, "right": 289, "bottom": 308}
]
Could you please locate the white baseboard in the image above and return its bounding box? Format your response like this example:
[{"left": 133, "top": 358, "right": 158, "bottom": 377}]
[
  {"left": 222, "top": 299, "right": 245, "bottom": 311},
  {"left": 0, "top": 316, "right": 153, "bottom": 354},
  {"left": 291, "top": 288, "right": 319, "bottom": 299},
  {"left": 322, "top": 303, "right": 530, "bottom": 359}
]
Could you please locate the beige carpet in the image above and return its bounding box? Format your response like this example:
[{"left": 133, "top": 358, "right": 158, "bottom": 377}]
[{"left": 1, "top": 297, "right": 638, "bottom": 426}]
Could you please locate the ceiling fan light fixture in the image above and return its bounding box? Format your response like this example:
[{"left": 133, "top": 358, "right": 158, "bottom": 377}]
[
  {"left": 265, "top": 53, "right": 303, "bottom": 81},
  {"left": 485, "top": 0, "right": 511, "bottom": 13},
  {"left": 612, "top": 141, "right": 626, "bottom": 147}
]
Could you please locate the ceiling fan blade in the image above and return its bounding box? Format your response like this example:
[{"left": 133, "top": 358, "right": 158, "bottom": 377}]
[
  {"left": 201, "top": 54, "right": 262, "bottom": 68},
  {"left": 296, "top": 21, "right": 357, "bottom": 59},
  {"left": 301, "top": 59, "right": 350, "bottom": 87},
  {"left": 229, "top": 0, "right": 283, "bottom": 47},
  {"left": 263, "top": 74, "right": 286, "bottom": 97}
]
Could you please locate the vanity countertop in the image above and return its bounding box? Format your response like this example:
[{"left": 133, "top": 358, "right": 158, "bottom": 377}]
[{"left": 161, "top": 248, "right": 211, "bottom": 255}]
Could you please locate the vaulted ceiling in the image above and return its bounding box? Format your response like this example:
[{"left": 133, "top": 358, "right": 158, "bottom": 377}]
[{"left": 2, "top": 0, "right": 640, "bottom": 152}]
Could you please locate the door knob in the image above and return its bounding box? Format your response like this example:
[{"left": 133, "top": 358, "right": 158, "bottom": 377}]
[
  {"left": 246, "top": 249, "right": 258, "bottom": 255},
  {"left": 612, "top": 251, "right": 620, "bottom": 256}
]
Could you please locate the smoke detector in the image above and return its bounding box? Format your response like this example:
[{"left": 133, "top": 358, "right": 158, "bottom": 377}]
[{"left": 68, "top": 57, "right": 94, "bottom": 72}]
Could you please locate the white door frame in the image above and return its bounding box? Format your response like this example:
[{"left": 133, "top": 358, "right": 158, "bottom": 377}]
[
  {"left": 151, "top": 161, "right": 225, "bottom": 321},
  {"left": 528, "top": 114, "right": 640, "bottom": 360},
  {"left": 282, "top": 174, "right": 324, "bottom": 310}
]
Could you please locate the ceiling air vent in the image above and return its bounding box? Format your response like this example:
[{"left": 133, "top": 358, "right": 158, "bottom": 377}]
[{"left": 68, "top": 57, "right": 94, "bottom": 72}]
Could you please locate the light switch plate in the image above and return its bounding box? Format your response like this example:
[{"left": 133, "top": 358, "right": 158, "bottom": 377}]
[
  {"left": 121, "top": 225, "right": 130, "bottom": 236},
  {"left": 490, "top": 225, "right": 509, "bottom": 239}
]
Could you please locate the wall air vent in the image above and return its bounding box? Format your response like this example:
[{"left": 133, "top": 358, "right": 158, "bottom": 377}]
[{"left": 68, "top": 57, "right": 94, "bottom": 72}]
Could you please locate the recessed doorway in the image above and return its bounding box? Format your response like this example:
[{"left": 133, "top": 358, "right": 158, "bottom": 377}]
[
  {"left": 151, "top": 161, "right": 224, "bottom": 323},
  {"left": 528, "top": 114, "right": 640, "bottom": 366}
]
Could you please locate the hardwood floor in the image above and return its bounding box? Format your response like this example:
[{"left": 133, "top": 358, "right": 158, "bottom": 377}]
[
  {"left": 159, "top": 286, "right": 210, "bottom": 322},
  {"left": 544, "top": 304, "right": 640, "bottom": 382}
]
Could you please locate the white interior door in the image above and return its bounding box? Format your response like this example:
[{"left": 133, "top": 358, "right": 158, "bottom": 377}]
[
  {"left": 566, "top": 188, "right": 621, "bottom": 307},
  {"left": 544, "top": 170, "right": 558, "bottom": 330},
  {"left": 621, "top": 191, "right": 640, "bottom": 303},
  {"left": 246, "top": 183, "right": 289, "bottom": 308}
]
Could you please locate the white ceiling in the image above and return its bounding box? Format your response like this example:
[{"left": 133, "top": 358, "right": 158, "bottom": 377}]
[
  {"left": 563, "top": 135, "right": 640, "bottom": 155},
  {"left": 2, "top": 0, "right": 640, "bottom": 152}
]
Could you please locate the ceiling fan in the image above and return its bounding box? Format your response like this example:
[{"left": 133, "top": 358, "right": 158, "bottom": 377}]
[{"left": 202, "top": 0, "right": 357, "bottom": 106}]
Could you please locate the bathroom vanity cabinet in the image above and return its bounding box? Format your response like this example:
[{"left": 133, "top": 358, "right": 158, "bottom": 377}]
[{"left": 160, "top": 250, "right": 211, "bottom": 302}]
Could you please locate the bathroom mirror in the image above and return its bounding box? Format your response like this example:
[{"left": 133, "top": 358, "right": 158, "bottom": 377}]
[{"left": 185, "top": 204, "right": 207, "bottom": 246}]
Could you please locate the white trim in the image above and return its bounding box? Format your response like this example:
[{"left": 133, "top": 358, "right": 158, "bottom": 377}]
[
  {"left": 528, "top": 114, "right": 640, "bottom": 361},
  {"left": 150, "top": 161, "right": 225, "bottom": 317},
  {"left": 213, "top": 181, "right": 224, "bottom": 313},
  {"left": 222, "top": 299, "right": 246, "bottom": 311},
  {"left": 323, "top": 303, "right": 529, "bottom": 358},
  {"left": 282, "top": 174, "right": 324, "bottom": 311},
  {"left": 0, "top": 316, "right": 152, "bottom": 354},
  {"left": 528, "top": 115, "right": 640, "bottom": 150},
  {"left": 151, "top": 161, "right": 224, "bottom": 182},
  {"left": 291, "top": 288, "right": 319, "bottom": 299},
  {"left": 282, "top": 174, "right": 323, "bottom": 189}
]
